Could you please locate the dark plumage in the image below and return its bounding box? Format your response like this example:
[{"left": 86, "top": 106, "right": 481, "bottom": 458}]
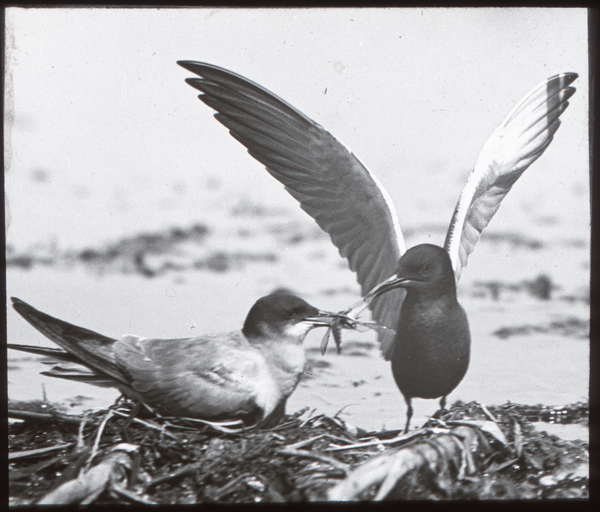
[{"left": 365, "top": 244, "right": 470, "bottom": 432}]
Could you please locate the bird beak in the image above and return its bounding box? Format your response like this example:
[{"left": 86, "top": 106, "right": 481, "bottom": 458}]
[
  {"left": 335, "top": 273, "right": 411, "bottom": 322},
  {"left": 326, "top": 273, "right": 414, "bottom": 327},
  {"left": 364, "top": 273, "right": 412, "bottom": 301},
  {"left": 304, "top": 310, "right": 339, "bottom": 329}
]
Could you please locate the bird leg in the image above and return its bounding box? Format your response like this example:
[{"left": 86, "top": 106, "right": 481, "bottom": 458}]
[
  {"left": 431, "top": 396, "right": 448, "bottom": 421},
  {"left": 440, "top": 396, "right": 447, "bottom": 411},
  {"left": 403, "top": 398, "right": 413, "bottom": 434},
  {"left": 120, "top": 401, "right": 142, "bottom": 444}
]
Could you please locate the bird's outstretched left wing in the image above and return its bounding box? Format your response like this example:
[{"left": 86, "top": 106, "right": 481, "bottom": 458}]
[
  {"left": 444, "top": 73, "right": 578, "bottom": 280},
  {"left": 178, "top": 61, "right": 406, "bottom": 350}
]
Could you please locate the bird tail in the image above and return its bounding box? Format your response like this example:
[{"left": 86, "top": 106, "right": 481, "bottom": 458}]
[
  {"left": 7, "top": 342, "right": 120, "bottom": 387},
  {"left": 40, "top": 367, "right": 120, "bottom": 387},
  {"left": 7, "top": 343, "right": 79, "bottom": 362},
  {"left": 10, "top": 297, "right": 129, "bottom": 386}
]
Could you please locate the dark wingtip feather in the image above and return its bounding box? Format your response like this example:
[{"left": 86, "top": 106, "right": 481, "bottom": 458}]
[
  {"left": 562, "top": 72, "right": 578, "bottom": 85},
  {"left": 11, "top": 297, "right": 36, "bottom": 317},
  {"left": 185, "top": 77, "right": 210, "bottom": 92},
  {"left": 177, "top": 60, "right": 203, "bottom": 74}
]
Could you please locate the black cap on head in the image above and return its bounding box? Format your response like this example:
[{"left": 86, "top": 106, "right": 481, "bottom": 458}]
[
  {"left": 242, "top": 293, "right": 320, "bottom": 339},
  {"left": 395, "top": 244, "right": 456, "bottom": 292}
]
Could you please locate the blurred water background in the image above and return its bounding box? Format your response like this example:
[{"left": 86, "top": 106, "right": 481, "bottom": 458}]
[{"left": 6, "top": 8, "right": 589, "bottom": 438}]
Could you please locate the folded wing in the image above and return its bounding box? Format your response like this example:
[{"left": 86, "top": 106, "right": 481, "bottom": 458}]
[
  {"left": 10, "top": 297, "right": 129, "bottom": 386},
  {"left": 444, "top": 73, "right": 578, "bottom": 280},
  {"left": 178, "top": 61, "right": 406, "bottom": 351},
  {"left": 114, "top": 334, "right": 267, "bottom": 424}
]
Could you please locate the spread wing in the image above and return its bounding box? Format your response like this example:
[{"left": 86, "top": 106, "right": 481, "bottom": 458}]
[
  {"left": 178, "top": 61, "right": 405, "bottom": 350},
  {"left": 444, "top": 73, "right": 578, "bottom": 280},
  {"left": 114, "top": 333, "right": 267, "bottom": 424}
]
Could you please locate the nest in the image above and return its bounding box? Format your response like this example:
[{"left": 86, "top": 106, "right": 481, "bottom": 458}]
[{"left": 8, "top": 399, "right": 588, "bottom": 504}]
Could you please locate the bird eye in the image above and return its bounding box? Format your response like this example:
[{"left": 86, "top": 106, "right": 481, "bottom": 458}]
[
  {"left": 419, "top": 264, "right": 432, "bottom": 275},
  {"left": 284, "top": 308, "right": 299, "bottom": 319}
]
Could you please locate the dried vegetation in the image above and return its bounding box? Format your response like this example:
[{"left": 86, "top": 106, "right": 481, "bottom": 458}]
[{"left": 9, "top": 399, "right": 588, "bottom": 504}]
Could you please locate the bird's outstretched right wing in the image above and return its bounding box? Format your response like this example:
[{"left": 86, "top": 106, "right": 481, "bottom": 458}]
[
  {"left": 444, "top": 73, "right": 578, "bottom": 280},
  {"left": 178, "top": 61, "right": 406, "bottom": 350}
]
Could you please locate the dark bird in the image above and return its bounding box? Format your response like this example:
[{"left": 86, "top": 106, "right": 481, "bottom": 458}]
[
  {"left": 355, "top": 244, "right": 470, "bottom": 431},
  {"left": 9, "top": 294, "right": 342, "bottom": 429},
  {"left": 178, "top": 61, "right": 577, "bottom": 431}
]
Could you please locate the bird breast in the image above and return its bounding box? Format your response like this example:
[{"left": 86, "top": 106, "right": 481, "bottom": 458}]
[
  {"left": 257, "top": 341, "right": 307, "bottom": 400},
  {"left": 397, "top": 296, "right": 470, "bottom": 351},
  {"left": 392, "top": 295, "right": 471, "bottom": 397}
]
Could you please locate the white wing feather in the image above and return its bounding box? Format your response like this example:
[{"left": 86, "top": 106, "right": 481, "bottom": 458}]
[
  {"left": 444, "top": 73, "right": 578, "bottom": 280},
  {"left": 179, "top": 61, "right": 405, "bottom": 352}
]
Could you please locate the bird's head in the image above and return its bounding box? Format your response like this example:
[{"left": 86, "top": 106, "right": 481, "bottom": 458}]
[
  {"left": 242, "top": 293, "right": 336, "bottom": 343},
  {"left": 364, "top": 244, "right": 457, "bottom": 300}
]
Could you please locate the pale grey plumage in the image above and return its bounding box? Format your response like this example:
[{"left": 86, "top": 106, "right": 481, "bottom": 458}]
[{"left": 10, "top": 294, "right": 337, "bottom": 428}]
